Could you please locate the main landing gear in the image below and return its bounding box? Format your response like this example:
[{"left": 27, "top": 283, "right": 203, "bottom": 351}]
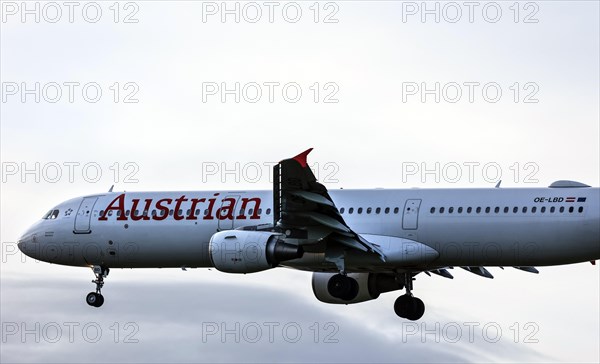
[
  {"left": 394, "top": 273, "right": 425, "bottom": 321},
  {"left": 86, "top": 265, "right": 108, "bottom": 308}
]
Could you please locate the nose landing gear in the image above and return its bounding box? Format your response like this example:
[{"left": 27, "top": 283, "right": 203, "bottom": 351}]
[{"left": 86, "top": 265, "right": 108, "bottom": 308}]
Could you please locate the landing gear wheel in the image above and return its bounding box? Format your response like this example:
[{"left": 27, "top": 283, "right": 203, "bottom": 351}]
[
  {"left": 327, "top": 274, "right": 359, "bottom": 301},
  {"left": 409, "top": 297, "right": 425, "bottom": 321},
  {"left": 86, "top": 265, "right": 108, "bottom": 308},
  {"left": 86, "top": 292, "right": 104, "bottom": 307},
  {"left": 394, "top": 295, "right": 425, "bottom": 320}
]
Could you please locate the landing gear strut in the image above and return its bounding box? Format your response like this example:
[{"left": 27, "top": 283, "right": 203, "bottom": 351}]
[
  {"left": 394, "top": 273, "right": 425, "bottom": 320},
  {"left": 86, "top": 265, "right": 108, "bottom": 308}
]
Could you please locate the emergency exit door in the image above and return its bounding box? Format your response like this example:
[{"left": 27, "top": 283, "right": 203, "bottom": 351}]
[
  {"left": 402, "top": 199, "right": 421, "bottom": 230},
  {"left": 74, "top": 197, "right": 98, "bottom": 233}
]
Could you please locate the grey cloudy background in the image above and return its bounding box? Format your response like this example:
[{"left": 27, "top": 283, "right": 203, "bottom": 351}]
[{"left": 1, "top": 1, "right": 599, "bottom": 363}]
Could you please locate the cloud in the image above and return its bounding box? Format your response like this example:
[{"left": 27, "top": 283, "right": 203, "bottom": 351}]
[{"left": 1, "top": 272, "right": 549, "bottom": 364}]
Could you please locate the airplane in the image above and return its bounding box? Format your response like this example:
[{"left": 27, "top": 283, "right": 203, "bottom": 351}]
[{"left": 17, "top": 149, "right": 600, "bottom": 320}]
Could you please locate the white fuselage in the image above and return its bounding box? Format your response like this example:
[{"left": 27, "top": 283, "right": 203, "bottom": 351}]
[{"left": 17, "top": 186, "right": 600, "bottom": 271}]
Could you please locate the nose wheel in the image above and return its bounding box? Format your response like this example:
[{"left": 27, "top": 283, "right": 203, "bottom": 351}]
[{"left": 86, "top": 265, "right": 108, "bottom": 308}]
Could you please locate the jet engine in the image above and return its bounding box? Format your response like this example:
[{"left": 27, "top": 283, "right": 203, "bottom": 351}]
[
  {"left": 312, "top": 272, "right": 403, "bottom": 304},
  {"left": 209, "top": 230, "right": 303, "bottom": 273}
]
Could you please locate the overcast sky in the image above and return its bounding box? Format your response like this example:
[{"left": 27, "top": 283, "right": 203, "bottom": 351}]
[{"left": 1, "top": 1, "right": 599, "bottom": 363}]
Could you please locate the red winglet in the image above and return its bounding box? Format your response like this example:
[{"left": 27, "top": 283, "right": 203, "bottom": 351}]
[{"left": 292, "top": 148, "right": 313, "bottom": 167}]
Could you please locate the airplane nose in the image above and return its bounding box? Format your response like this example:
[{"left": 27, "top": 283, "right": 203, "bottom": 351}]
[{"left": 17, "top": 231, "right": 38, "bottom": 260}]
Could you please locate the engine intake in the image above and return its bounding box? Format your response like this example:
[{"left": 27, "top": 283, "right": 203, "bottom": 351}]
[
  {"left": 209, "top": 230, "right": 303, "bottom": 273},
  {"left": 312, "top": 272, "right": 403, "bottom": 304}
]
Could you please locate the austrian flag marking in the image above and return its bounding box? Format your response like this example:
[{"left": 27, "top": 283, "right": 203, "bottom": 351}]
[{"left": 98, "top": 193, "right": 262, "bottom": 221}]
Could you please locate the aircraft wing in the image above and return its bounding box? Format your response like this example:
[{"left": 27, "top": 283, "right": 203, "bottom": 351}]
[{"left": 273, "top": 149, "right": 386, "bottom": 261}]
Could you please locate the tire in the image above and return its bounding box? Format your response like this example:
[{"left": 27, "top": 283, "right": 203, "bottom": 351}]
[
  {"left": 86, "top": 292, "right": 98, "bottom": 307},
  {"left": 95, "top": 294, "right": 105, "bottom": 308}
]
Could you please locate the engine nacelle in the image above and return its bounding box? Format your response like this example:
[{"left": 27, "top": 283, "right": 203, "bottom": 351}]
[
  {"left": 312, "top": 272, "right": 403, "bottom": 304},
  {"left": 209, "top": 230, "right": 303, "bottom": 273}
]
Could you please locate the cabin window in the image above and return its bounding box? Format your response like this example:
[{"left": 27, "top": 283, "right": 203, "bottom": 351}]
[
  {"left": 476, "top": 207, "right": 481, "bottom": 214},
  {"left": 559, "top": 206, "right": 564, "bottom": 213},
  {"left": 568, "top": 206, "right": 574, "bottom": 213},
  {"left": 522, "top": 207, "right": 527, "bottom": 213},
  {"left": 357, "top": 208, "right": 363, "bottom": 214},
  {"left": 266, "top": 208, "right": 271, "bottom": 215},
  {"left": 349, "top": 208, "right": 354, "bottom": 214},
  {"left": 340, "top": 208, "right": 345, "bottom": 214},
  {"left": 467, "top": 207, "right": 472, "bottom": 213},
  {"left": 385, "top": 207, "right": 390, "bottom": 214},
  {"left": 550, "top": 206, "right": 555, "bottom": 213},
  {"left": 439, "top": 207, "right": 445, "bottom": 213},
  {"left": 366, "top": 207, "right": 372, "bottom": 214},
  {"left": 485, "top": 207, "right": 490, "bottom": 213},
  {"left": 394, "top": 207, "right": 399, "bottom": 214},
  {"left": 541, "top": 206, "right": 546, "bottom": 213},
  {"left": 258, "top": 208, "right": 262, "bottom": 215},
  {"left": 578, "top": 206, "right": 583, "bottom": 213},
  {"left": 375, "top": 207, "right": 381, "bottom": 214},
  {"left": 448, "top": 207, "right": 454, "bottom": 214},
  {"left": 494, "top": 207, "right": 499, "bottom": 213},
  {"left": 532, "top": 207, "right": 537, "bottom": 213},
  {"left": 126, "top": 210, "right": 130, "bottom": 216},
  {"left": 430, "top": 207, "right": 435, "bottom": 214},
  {"left": 458, "top": 207, "right": 463, "bottom": 213},
  {"left": 169, "top": 209, "right": 173, "bottom": 216}
]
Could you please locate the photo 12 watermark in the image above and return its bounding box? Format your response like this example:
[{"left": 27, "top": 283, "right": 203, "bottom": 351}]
[
  {"left": 400, "top": 2, "right": 540, "bottom": 24},
  {"left": 200, "top": 1, "right": 340, "bottom": 24},
  {"left": 1, "top": 82, "right": 140, "bottom": 104},
  {"left": 401, "top": 161, "right": 540, "bottom": 184},
  {"left": 1, "top": 161, "right": 141, "bottom": 184},
  {"left": 401, "top": 321, "right": 540, "bottom": 344},
  {"left": 1, "top": 321, "right": 140, "bottom": 344},
  {"left": 201, "top": 82, "right": 339, "bottom": 104},
  {"left": 1, "top": 1, "right": 140, "bottom": 24},
  {"left": 201, "top": 321, "right": 339, "bottom": 344},
  {"left": 401, "top": 82, "right": 539, "bottom": 104},
  {"left": 200, "top": 161, "right": 339, "bottom": 184}
]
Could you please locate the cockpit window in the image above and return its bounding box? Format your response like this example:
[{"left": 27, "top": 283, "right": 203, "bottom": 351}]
[{"left": 43, "top": 209, "right": 60, "bottom": 220}]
